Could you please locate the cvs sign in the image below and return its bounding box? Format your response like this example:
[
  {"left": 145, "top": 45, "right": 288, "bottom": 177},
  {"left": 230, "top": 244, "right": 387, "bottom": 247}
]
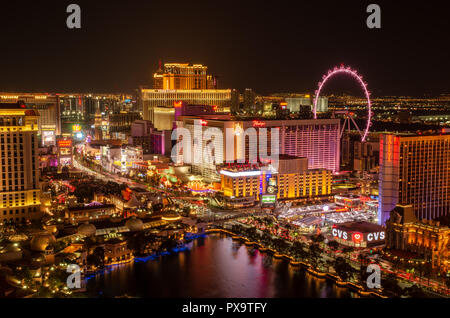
[
  {"left": 332, "top": 228, "right": 348, "bottom": 240},
  {"left": 367, "top": 231, "right": 385, "bottom": 242}
]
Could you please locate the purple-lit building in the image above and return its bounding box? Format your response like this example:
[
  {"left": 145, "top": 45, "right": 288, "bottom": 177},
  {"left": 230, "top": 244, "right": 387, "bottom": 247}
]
[{"left": 128, "top": 120, "right": 171, "bottom": 155}]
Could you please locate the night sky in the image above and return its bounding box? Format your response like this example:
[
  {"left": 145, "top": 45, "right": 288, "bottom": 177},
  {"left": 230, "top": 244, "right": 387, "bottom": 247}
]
[{"left": 0, "top": 0, "right": 449, "bottom": 96}]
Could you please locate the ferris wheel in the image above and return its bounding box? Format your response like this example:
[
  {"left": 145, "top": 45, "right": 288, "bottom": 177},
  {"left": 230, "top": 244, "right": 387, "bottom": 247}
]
[{"left": 313, "top": 64, "right": 373, "bottom": 142}]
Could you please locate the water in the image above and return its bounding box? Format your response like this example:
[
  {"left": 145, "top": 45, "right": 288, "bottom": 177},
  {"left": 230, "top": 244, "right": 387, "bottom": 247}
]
[{"left": 86, "top": 233, "right": 356, "bottom": 298}]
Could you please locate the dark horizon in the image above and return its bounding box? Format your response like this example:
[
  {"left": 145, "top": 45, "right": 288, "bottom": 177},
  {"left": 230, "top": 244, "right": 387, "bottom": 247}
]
[{"left": 0, "top": 0, "right": 449, "bottom": 96}]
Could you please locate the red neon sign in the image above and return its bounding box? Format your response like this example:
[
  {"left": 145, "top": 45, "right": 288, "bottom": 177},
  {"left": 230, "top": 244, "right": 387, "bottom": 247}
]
[
  {"left": 57, "top": 140, "right": 72, "bottom": 148},
  {"left": 252, "top": 120, "right": 266, "bottom": 127},
  {"left": 200, "top": 119, "right": 208, "bottom": 126},
  {"left": 352, "top": 232, "right": 363, "bottom": 244}
]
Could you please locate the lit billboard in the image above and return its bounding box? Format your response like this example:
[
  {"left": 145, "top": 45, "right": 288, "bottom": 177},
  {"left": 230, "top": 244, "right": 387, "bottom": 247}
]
[
  {"left": 261, "top": 194, "right": 276, "bottom": 204},
  {"left": 57, "top": 139, "right": 72, "bottom": 148},
  {"left": 42, "top": 131, "right": 55, "bottom": 146}
]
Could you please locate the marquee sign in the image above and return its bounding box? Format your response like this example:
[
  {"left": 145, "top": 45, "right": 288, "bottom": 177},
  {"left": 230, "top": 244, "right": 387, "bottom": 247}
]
[{"left": 331, "top": 227, "right": 385, "bottom": 243}]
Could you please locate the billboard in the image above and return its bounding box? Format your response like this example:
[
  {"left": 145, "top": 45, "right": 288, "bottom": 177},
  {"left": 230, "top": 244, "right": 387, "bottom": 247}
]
[
  {"left": 57, "top": 139, "right": 72, "bottom": 148},
  {"left": 331, "top": 223, "right": 385, "bottom": 248},
  {"left": 265, "top": 173, "right": 277, "bottom": 195},
  {"left": 42, "top": 131, "right": 55, "bottom": 146},
  {"left": 261, "top": 194, "right": 276, "bottom": 204},
  {"left": 72, "top": 124, "right": 82, "bottom": 132}
]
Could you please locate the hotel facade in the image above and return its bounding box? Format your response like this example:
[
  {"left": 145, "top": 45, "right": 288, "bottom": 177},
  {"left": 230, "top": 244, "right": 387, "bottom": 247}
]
[
  {"left": 378, "top": 134, "right": 450, "bottom": 225},
  {"left": 175, "top": 117, "right": 340, "bottom": 181},
  {"left": 219, "top": 156, "right": 332, "bottom": 208},
  {"left": 386, "top": 205, "right": 449, "bottom": 272},
  {"left": 142, "top": 62, "right": 229, "bottom": 130},
  {"left": 0, "top": 102, "right": 41, "bottom": 224},
  {"left": 140, "top": 89, "right": 232, "bottom": 130},
  {"left": 0, "top": 93, "right": 61, "bottom": 146},
  {"left": 153, "top": 63, "right": 216, "bottom": 90}
]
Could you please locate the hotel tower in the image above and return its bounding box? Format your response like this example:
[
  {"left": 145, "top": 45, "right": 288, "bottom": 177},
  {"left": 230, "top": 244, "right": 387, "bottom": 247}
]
[
  {"left": 0, "top": 102, "right": 41, "bottom": 224},
  {"left": 378, "top": 133, "right": 450, "bottom": 225}
]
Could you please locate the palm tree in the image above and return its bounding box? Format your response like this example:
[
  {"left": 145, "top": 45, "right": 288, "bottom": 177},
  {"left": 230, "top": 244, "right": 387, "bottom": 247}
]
[
  {"left": 289, "top": 241, "right": 303, "bottom": 259},
  {"left": 87, "top": 246, "right": 105, "bottom": 269},
  {"left": 274, "top": 238, "right": 288, "bottom": 254},
  {"left": 404, "top": 284, "right": 427, "bottom": 298},
  {"left": 327, "top": 240, "right": 339, "bottom": 256},
  {"left": 309, "top": 243, "right": 321, "bottom": 267},
  {"left": 445, "top": 275, "right": 450, "bottom": 294},
  {"left": 246, "top": 227, "right": 257, "bottom": 241},
  {"left": 392, "top": 257, "right": 403, "bottom": 272},
  {"left": 159, "top": 236, "right": 178, "bottom": 252},
  {"left": 333, "top": 257, "right": 354, "bottom": 282},
  {"left": 423, "top": 261, "right": 433, "bottom": 287},
  {"left": 357, "top": 253, "right": 368, "bottom": 269},
  {"left": 382, "top": 272, "right": 404, "bottom": 297},
  {"left": 324, "top": 258, "right": 333, "bottom": 273},
  {"left": 342, "top": 246, "right": 354, "bottom": 261},
  {"left": 311, "top": 233, "right": 325, "bottom": 244}
]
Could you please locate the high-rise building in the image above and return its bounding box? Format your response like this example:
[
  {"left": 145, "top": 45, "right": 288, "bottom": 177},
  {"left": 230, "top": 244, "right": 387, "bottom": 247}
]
[
  {"left": 230, "top": 89, "right": 240, "bottom": 114},
  {"left": 219, "top": 155, "right": 332, "bottom": 208},
  {"left": 0, "top": 102, "right": 41, "bottom": 224},
  {"left": 0, "top": 93, "right": 61, "bottom": 146},
  {"left": 276, "top": 155, "right": 332, "bottom": 202},
  {"left": 128, "top": 120, "right": 171, "bottom": 155},
  {"left": 379, "top": 134, "right": 450, "bottom": 225},
  {"left": 108, "top": 111, "right": 142, "bottom": 136},
  {"left": 59, "top": 94, "right": 132, "bottom": 123},
  {"left": 243, "top": 88, "right": 256, "bottom": 114},
  {"left": 285, "top": 95, "right": 328, "bottom": 113},
  {"left": 175, "top": 117, "right": 340, "bottom": 181},
  {"left": 94, "top": 108, "right": 103, "bottom": 141},
  {"left": 153, "top": 60, "right": 164, "bottom": 89},
  {"left": 140, "top": 89, "right": 232, "bottom": 130},
  {"left": 143, "top": 62, "right": 231, "bottom": 130},
  {"left": 153, "top": 63, "right": 213, "bottom": 90},
  {"left": 353, "top": 140, "right": 378, "bottom": 172}
]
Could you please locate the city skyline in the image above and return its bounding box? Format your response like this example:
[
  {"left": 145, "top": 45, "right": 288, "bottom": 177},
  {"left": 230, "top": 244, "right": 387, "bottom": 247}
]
[
  {"left": 0, "top": 0, "right": 449, "bottom": 303},
  {"left": 0, "top": 1, "right": 448, "bottom": 96}
]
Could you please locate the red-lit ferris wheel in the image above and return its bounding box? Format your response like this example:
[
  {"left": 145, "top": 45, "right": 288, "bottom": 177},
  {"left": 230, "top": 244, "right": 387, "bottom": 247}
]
[{"left": 313, "top": 64, "right": 372, "bottom": 142}]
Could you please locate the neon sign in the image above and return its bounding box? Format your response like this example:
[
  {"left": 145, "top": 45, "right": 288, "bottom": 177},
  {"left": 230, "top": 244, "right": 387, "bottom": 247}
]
[
  {"left": 367, "top": 231, "right": 385, "bottom": 241},
  {"left": 219, "top": 170, "right": 261, "bottom": 177},
  {"left": 72, "top": 124, "right": 81, "bottom": 132},
  {"left": 252, "top": 120, "right": 266, "bottom": 127},
  {"left": 352, "top": 232, "right": 363, "bottom": 244},
  {"left": 57, "top": 140, "right": 72, "bottom": 148}
]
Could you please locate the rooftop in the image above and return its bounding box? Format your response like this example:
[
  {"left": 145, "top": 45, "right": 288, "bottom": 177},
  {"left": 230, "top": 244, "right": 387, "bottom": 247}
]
[
  {"left": 334, "top": 221, "right": 384, "bottom": 233},
  {"left": 0, "top": 102, "right": 26, "bottom": 109}
]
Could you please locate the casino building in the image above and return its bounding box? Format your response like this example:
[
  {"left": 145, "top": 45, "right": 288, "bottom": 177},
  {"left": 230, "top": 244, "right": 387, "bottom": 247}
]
[
  {"left": 140, "top": 89, "right": 232, "bottom": 130},
  {"left": 378, "top": 133, "right": 450, "bottom": 225},
  {"left": 141, "top": 62, "right": 229, "bottom": 130},
  {"left": 0, "top": 93, "right": 61, "bottom": 146},
  {"left": 385, "top": 205, "right": 450, "bottom": 271},
  {"left": 0, "top": 102, "right": 41, "bottom": 224},
  {"left": 331, "top": 221, "right": 386, "bottom": 248},
  {"left": 219, "top": 155, "right": 332, "bottom": 209},
  {"left": 175, "top": 116, "right": 340, "bottom": 181}
]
